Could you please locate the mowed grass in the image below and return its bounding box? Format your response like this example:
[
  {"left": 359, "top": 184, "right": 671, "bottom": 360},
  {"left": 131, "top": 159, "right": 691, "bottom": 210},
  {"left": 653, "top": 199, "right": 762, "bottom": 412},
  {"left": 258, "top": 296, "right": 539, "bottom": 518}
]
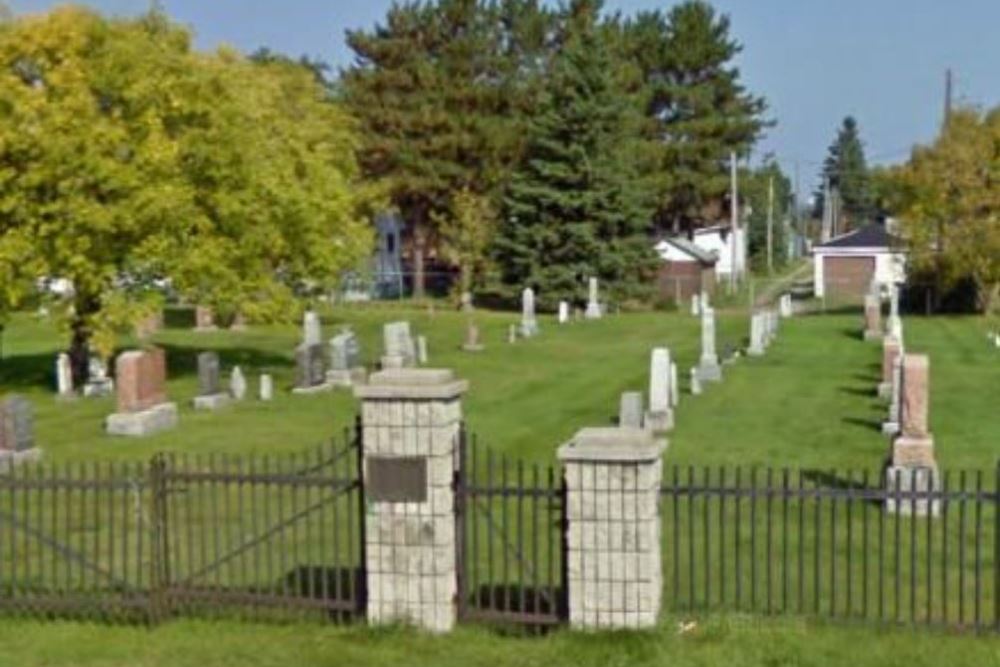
[
  {"left": 1, "top": 304, "right": 999, "bottom": 470},
  {"left": 2, "top": 615, "right": 1000, "bottom": 667}
]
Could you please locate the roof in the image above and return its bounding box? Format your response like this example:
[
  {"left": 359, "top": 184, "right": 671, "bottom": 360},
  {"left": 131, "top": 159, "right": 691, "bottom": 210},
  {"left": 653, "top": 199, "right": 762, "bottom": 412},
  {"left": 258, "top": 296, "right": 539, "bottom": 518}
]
[
  {"left": 656, "top": 236, "right": 719, "bottom": 265},
  {"left": 816, "top": 223, "right": 902, "bottom": 250}
]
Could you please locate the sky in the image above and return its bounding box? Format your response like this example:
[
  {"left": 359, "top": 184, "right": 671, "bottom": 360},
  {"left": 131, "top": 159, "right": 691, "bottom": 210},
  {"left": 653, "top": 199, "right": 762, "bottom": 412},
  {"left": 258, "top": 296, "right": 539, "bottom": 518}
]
[{"left": 10, "top": 0, "right": 1000, "bottom": 189}]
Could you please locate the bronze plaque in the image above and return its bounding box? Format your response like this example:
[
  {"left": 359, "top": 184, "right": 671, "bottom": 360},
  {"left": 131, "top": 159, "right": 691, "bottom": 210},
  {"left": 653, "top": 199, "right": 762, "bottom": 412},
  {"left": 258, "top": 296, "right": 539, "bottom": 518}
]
[{"left": 367, "top": 457, "right": 427, "bottom": 503}]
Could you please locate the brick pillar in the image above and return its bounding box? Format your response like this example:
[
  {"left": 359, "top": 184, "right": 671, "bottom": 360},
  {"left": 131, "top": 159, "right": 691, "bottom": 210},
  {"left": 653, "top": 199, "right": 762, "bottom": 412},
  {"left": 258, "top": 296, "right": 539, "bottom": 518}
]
[
  {"left": 558, "top": 427, "right": 665, "bottom": 630},
  {"left": 354, "top": 368, "right": 468, "bottom": 632}
]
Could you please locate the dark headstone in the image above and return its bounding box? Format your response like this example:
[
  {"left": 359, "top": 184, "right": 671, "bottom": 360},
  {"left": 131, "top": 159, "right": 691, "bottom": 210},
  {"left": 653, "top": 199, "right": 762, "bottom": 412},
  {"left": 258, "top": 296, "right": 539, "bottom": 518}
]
[
  {"left": 295, "top": 343, "right": 326, "bottom": 388},
  {"left": 0, "top": 396, "right": 33, "bottom": 452},
  {"left": 197, "top": 352, "right": 220, "bottom": 396}
]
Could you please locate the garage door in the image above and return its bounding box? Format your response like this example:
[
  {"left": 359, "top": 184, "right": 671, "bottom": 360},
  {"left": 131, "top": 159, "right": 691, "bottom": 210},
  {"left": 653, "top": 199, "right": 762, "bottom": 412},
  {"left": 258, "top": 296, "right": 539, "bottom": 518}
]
[{"left": 824, "top": 256, "right": 875, "bottom": 299}]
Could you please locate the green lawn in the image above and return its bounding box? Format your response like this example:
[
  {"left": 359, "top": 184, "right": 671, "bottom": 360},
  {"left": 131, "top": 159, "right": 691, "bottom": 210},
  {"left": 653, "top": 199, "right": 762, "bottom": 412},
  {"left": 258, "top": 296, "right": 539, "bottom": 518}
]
[{"left": 1, "top": 615, "right": 1000, "bottom": 667}]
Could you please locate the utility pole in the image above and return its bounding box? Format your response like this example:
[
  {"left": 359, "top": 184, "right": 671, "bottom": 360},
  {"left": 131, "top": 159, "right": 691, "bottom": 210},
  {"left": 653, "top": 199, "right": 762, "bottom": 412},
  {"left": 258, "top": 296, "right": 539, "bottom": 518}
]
[
  {"left": 729, "top": 151, "right": 739, "bottom": 291},
  {"left": 944, "top": 68, "right": 953, "bottom": 128},
  {"left": 821, "top": 176, "right": 832, "bottom": 243},
  {"left": 794, "top": 160, "right": 801, "bottom": 256},
  {"left": 766, "top": 175, "right": 774, "bottom": 274}
]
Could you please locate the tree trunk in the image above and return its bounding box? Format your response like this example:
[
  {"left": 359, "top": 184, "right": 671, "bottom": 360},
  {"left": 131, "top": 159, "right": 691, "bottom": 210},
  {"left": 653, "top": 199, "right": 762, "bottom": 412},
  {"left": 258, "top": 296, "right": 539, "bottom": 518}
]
[
  {"left": 411, "top": 210, "right": 428, "bottom": 300},
  {"left": 68, "top": 295, "right": 99, "bottom": 390},
  {"left": 976, "top": 278, "right": 1000, "bottom": 316}
]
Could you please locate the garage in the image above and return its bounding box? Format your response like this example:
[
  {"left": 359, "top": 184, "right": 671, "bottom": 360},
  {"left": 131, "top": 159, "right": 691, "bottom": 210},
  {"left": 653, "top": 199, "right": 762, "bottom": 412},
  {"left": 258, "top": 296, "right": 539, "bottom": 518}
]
[
  {"left": 824, "top": 256, "right": 875, "bottom": 298},
  {"left": 812, "top": 223, "right": 907, "bottom": 300}
]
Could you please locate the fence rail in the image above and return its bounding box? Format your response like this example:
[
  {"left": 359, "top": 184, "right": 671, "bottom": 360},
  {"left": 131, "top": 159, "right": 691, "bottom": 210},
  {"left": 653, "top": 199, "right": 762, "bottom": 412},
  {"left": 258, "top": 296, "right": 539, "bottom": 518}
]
[{"left": 661, "top": 465, "right": 1000, "bottom": 631}]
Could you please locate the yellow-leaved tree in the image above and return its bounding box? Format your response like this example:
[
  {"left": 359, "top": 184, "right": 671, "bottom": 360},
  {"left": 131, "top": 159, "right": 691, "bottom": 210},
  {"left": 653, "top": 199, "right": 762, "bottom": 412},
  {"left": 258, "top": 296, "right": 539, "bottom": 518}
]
[{"left": 0, "top": 6, "right": 372, "bottom": 383}]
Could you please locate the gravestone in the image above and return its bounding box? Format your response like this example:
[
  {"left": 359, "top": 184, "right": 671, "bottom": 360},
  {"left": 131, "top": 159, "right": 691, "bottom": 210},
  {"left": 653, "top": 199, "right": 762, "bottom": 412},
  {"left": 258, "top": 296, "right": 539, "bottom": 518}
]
[
  {"left": 690, "top": 367, "right": 702, "bottom": 395},
  {"left": 697, "top": 308, "right": 722, "bottom": 382},
  {"left": 230, "top": 366, "right": 247, "bottom": 400},
  {"left": 194, "top": 305, "right": 216, "bottom": 331},
  {"left": 381, "top": 321, "right": 416, "bottom": 369},
  {"left": 886, "top": 354, "right": 939, "bottom": 516},
  {"left": 779, "top": 293, "right": 793, "bottom": 318},
  {"left": 106, "top": 348, "right": 177, "bottom": 436},
  {"left": 416, "top": 335, "right": 428, "bottom": 365},
  {"left": 558, "top": 301, "right": 569, "bottom": 324},
  {"left": 0, "top": 396, "right": 41, "bottom": 471},
  {"left": 327, "top": 329, "right": 365, "bottom": 387},
  {"left": 519, "top": 288, "right": 539, "bottom": 337},
  {"left": 302, "top": 310, "right": 322, "bottom": 347},
  {"left": 863, "top": 293, "right": 882, "bottom": 341},
  {"left": 82, "top": 355, "right": 114, "bottom": 397},
  {"left": 887, "top": 284, "right": 903, "bottom": 339},
  {"left": 878, "top": 336, "right": 902, "bottom": 399},
  {"left": 748, "top": 312, "right": 766, "bottom": 356},
  {"left": 193, "top": 351, "right": 230, "bottom": 410},
  {"left": 507, "top": 324, "right": 517, "bottom": 344},
  {"left": 646, "top": 348, "right": 674, "bottom": 432},
  {"left": 294, "top": 343, "right": 330, "bottom": 393},
  {"left": 882, "top": 354, "right": 903, "bottom": 436},
  {"left": 584, "top": 277, "right": 602, "bottom": 319},
  {"left": 618, "top": 391, "right": 644, "bottom": 429},
  {"left": 259, "top": 374, "right": 273, "bottom": 401},
  {"left": 670, "top": 362, "right": 679, "bottom": 408},
  {"left": 462, "top": 322, "right": 485, "bottom": 352},
  {"left": 55, "top": 353, "right": 73, "bottom": 398},
  {"left": 691, "top": 293, "right": 701, "bottom": 317}
]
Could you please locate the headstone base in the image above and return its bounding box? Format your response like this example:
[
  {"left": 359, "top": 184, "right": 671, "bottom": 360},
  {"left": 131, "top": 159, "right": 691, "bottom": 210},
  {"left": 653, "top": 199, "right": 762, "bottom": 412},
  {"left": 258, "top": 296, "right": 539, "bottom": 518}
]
[
  {"left": 882, "top": 420, "right": 899, "bottom": 436},
  {"left": 891, "top": 435, "right": 936, "bottom": 467},
  {"left": 326, "top": 368, "right": 367, "bottom": 388},
  {"left": 461, "top": 343, "right": 485, "bottom": 352},
  {"left": 644, "top": 409, "right": 673, "bottom": 433},
  {"left": 381, "top": 355, "right": 409, "bottom": 370},
  {"left": 697, "top": 360, "right": 722, "bottom": 383},
  {"left": 0, "top": 448, "right": 43, "bottom": 473},
  {"left": 106, "top": 403, "right": 178, "bottom": 437},
  {"left": 877, "top": 382, "right": 893, "bottom": 399},
  {"left": 519, "top": 323, "right": 539, "bottom": 338},
  {"left": 292, "top": 383, "right": 335, "bottom": 395},
  {"left": 748, "top": 345, "right": 765, "bottom": 357},
  {"left": 83, "top": 379, "right": 114, "bottom": 398},
  {"left": 863, "top": 329, "right": 883, "bottom": 342},
  {"left": 885, "top": 465, "right": 940, "bottom": 516},
  {"left": 584, "top": 303, "right": 602, "bottom": 320},
  {"left": 193, "top": 393, "right": 231, "bottom": 411}
]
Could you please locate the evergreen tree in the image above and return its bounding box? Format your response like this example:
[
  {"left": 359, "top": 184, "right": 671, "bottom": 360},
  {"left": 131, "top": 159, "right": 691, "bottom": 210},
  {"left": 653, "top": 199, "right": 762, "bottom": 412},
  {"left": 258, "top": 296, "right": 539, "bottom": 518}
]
[
  {"left": 814, "top": 116, "right": 874, "bottom": 229},
  {"left": 494, "top": 0, "right": 656, "bottom": 308},
  {"left": 620, "top": 1, "right": 767, "bottom": 235},
  {"left": 343, "top": 0, "right": 551, "bottom": 298}
]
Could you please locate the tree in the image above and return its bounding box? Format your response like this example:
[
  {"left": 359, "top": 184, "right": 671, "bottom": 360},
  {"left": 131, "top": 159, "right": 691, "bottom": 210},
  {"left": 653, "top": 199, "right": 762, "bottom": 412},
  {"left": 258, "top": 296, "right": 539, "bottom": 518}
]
[
  {"left": 494, "top": 0, "right": 656, "bottom": 308},
  {"left": 431, "top": 188, "right": 496, "bottom": 300},
  {"left": 619, "top": 1, "right": 767, "bottom": 234},
  {"left": 343, "top": 0, "right": 551, "bottom": 298},
  {"left": 894, "top": 107, "right": 1000, "bottom": 314},
  {"left": 743, "top": 157, "right": 793, "bottom": 271},
  {"left": 814, "top": 116, "right": 873, "bottom": 229},
  {"left": 0, "top": 7, "right": 371, "bottom": 383}
]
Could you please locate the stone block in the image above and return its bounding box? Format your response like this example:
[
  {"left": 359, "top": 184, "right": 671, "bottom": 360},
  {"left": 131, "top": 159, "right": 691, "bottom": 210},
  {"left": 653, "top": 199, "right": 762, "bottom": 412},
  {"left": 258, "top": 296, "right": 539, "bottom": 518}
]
[
  {"left": 106, "top": 402, "right": 178, "bottom": 437},
  {"left": 885, "top": 465, "right": 940, "bottom": 517},
  {"left": 0, "top": 447, "right": 43, "bottom": 473},
  {"left": 193, "top": 393, "right": 231, "bottom": 411}
]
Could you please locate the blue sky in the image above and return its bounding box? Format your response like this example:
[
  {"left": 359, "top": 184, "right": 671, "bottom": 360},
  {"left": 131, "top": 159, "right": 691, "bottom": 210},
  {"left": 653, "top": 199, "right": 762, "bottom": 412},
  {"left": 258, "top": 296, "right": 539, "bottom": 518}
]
[{"left": 10, "top": 0, "right": 1000, "bottom": 186}]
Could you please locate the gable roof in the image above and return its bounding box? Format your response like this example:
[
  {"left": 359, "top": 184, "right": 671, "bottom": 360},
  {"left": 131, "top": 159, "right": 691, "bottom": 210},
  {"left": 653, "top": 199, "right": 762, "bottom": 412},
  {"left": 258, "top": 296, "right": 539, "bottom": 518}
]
[
  {"left": 817, "top": 223, "right": 902, "bottom": 250},
  {"left": 657, "top": 236, "right": 719, "bottom": 265}
]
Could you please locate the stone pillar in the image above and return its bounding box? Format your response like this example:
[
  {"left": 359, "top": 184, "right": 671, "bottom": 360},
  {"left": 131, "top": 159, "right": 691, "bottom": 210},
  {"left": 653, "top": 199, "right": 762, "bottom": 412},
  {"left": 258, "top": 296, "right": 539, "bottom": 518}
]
[
  {"left": 878, "top": 336, "right": 902, "bottom": 399},
  {"left": 748, "top": 312, "right": 765, "bottom": 356},
  {"left": 886, "top": 354, "right": 938, "bottom": 516},
  {"left": 354, "top": 369, "right": 468, "bottom": 633},
  {"left": 645, "top": 348, "right": 674, "bottom": 432},
  {"left": 697, "top": 309, "right": 722, "bottom": 382},
  {"left": 863, "top": 294, "right": 882, "bottom": 341},
  {"left": 559, "top": 427, "right": 665, "bottom": 630}
]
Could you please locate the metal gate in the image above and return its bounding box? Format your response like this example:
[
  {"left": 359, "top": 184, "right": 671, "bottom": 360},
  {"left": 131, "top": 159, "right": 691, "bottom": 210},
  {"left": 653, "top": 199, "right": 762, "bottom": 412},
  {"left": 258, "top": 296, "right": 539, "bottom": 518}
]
[
  {"left": 158, "top": 431, "right": 367, "bottom": 621},
  {"left": 454, "top": 427, "right": 566, "bottom": 628}
]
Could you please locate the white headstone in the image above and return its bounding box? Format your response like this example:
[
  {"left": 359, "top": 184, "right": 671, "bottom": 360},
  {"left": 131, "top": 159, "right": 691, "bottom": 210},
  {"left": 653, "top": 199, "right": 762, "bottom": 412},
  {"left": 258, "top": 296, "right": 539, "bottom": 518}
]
[
  {"left": 585, "top": 277, "right": 602, "bottom": 319},
  {"left": 649, "top": 348, "right": 671, "bottom": 413},
  {"left": 690, "top": 294, "right": 701, "bottom": 317},
  {"left": 259, "top": 373, "right": 273, "bottom": 401},
  {"left": 670, "top": 362, "right": 679, "bottom": 408},
  {"left": 690, "top": 367, "right": 702, "bottom": 396},
  {"left": 700, "top": 291, "right": 710, "bottom": 312},
  {"left": 55, "top": 353, "right": 73, "bottom": 397},
  {"left": 558, "top": 301, "right": 569, "bottom": 324},
  {"left": 303, "top": 310, "right": 322, "bottom": 346},
  {"left": 382, "top": 321, "right": 416, "bottom": 367},
  {"left": 520, "top": 288, "right": 538, "bottom": 337},
  {"left": 779, "top": 293, "right": 793, "bottom": 318},
  {"left": 416, "top": 335, "right": 428, "bottom": 365},
  {"left": 230, "top": 366, "right": 247, "bottom": 400},
  {"left": 748, "top": 313, "right": 765, "bottom": 356},
  {"left": 697, "top": 308, "right": 722, "bottom": 382},
  {"left": 619, "top": 392, "right": 644, "bottom": 429}
]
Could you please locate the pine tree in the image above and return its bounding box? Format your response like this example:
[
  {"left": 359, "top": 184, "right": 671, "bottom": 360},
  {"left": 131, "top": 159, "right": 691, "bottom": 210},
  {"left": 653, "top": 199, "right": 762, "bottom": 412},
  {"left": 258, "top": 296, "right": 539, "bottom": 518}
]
[
  {"left": 620, "top": 1, "right": 767, "bottom": 235},
  {"left": 494, "top": 0, "right": 656, "bottom": 308},
  {"left": 815, "top": 116, "right": 874, "bottom": 229}
]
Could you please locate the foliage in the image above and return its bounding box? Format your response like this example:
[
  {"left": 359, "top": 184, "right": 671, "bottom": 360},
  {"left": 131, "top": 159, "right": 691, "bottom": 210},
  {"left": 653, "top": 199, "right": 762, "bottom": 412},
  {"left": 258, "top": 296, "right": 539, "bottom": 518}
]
[
  {"left": 494, "top": 0, "right": 656, "bottom": 308},
  {"left": 893, "top": 107, "right": 1000, "bottom": 314},
  {"left": 343, "top": 0, "right": 551, "bottom": 297},
  {"left": 431, "top": 187, "right": 496, "bottom": 299},
  {"left": 743, "top": 157, "right": 793, "bottom": 271},
  {"left": 0, "top": 6, "right": 370, "bottom": 378},
  {"left": 618, "top": 1, "right": 768, "bottom": 235},
  {"left": 814, "top": 116, "right": 873, "bottom": 228}
]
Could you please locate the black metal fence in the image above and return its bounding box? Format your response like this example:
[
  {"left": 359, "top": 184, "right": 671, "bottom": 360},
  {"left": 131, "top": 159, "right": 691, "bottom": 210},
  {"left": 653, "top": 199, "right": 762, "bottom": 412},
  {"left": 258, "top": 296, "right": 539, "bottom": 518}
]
[
  {"left": 455, "top": 430, "right": 566, "bottom": 628},
  {"left": 0, "top": 429, "right": 364, "bottom": 623},
  {"left": 661, "top": 465, "right": 1000, "bottom": 631}
]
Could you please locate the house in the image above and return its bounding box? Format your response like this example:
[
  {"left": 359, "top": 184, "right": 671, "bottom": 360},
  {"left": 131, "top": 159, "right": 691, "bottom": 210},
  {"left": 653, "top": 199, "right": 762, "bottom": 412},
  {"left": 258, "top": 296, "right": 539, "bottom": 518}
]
[
  {"left": 812, "top": 222, "right": 906, "bottom": 299},
  {"left": 682, "top": 224, "right": 748, "bottom": 283},
  {"left": 653, "top": 236, "right": 718, "bottom": 302}
]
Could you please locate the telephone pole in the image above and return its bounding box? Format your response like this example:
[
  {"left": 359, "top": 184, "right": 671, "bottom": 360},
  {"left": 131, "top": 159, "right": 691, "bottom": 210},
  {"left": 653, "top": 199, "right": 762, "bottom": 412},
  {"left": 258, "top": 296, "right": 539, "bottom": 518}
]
[
  {"left": 729, "top": 151, "right": 739, "bottom": 291},
  {"left": 944, "top": 68, "right": 953, "bottom": 128},
  {"left": 767, "top": 175, "right": 774, "bottom": 273}
]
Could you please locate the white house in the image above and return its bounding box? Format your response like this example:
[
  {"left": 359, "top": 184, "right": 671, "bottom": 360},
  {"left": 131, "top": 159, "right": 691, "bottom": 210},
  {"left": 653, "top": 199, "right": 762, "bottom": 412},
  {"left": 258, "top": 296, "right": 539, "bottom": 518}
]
[
  {"left": 812, "top": 223, "right": 906, "bottom": 298},
  {"left": 689, "top": 224, "right": 748, "bottom": 283},
  {"left": 653, "top": 236, "right": 718, "bottom": 302}
]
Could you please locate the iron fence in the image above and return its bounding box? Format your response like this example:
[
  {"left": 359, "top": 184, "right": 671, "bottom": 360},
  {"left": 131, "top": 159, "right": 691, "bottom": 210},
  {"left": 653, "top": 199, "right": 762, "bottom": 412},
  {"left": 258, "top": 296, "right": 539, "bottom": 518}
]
[{"left": 661, "top": 464, "right": 1000, "bottom": 631}]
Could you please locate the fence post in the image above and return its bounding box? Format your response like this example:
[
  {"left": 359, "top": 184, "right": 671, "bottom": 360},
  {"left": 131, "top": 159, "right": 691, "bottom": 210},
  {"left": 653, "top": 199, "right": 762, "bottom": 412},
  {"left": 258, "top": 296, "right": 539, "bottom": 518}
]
[
  {"left": 558, "top": 427, "right": 666, "bottom": 630},
  {"left": 353, "top": 368, "right": 469, "bottom": 633},
  {"left": 147, "top": 453, "right": 169, "bottom": 625}
]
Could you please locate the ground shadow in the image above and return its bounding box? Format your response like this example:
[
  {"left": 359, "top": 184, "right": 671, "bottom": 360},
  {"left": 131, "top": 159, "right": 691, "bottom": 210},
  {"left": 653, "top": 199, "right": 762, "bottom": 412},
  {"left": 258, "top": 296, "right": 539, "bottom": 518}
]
[
  {"left": 157, "top": 343, "right": 291, "bottom": 378},
  {"left": 838, "top": 386, "right": 877, "bottom": 398},
  {"left": 0, "top": 352, "right": 57, "bottom": 390},
  {"left": 841, "top": 415, "right": 884, "bottom": 433},
  {"left": 803, "top": 468, "right": 884, "bottom": 508}
]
